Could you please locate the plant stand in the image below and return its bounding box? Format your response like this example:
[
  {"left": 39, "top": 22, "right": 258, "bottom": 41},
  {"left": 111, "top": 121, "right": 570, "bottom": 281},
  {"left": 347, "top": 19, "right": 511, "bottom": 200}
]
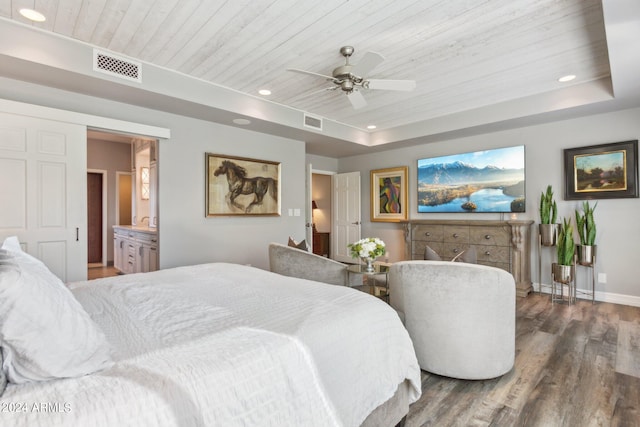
[
  {"left": 551, "top": 262, "right": 576, "bottom": 305},
  {"left": 537, "top": 229, "right": 557, "bottom": 294},
  {"left": 576, "top": 247, "right": 596, "bottom": 304}
]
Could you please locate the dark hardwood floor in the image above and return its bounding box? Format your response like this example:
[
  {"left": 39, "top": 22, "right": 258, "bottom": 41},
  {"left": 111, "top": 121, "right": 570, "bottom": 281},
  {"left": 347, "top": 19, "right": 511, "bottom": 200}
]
[{"left": 405, "top": 293, "right": 640, "bottom": 427}]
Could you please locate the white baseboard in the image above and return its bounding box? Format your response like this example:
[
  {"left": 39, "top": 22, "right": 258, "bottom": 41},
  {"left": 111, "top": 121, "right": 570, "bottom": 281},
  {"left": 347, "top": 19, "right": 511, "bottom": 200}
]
[{"left": 533, "top": 283, "right": 640, "bottom": 308}]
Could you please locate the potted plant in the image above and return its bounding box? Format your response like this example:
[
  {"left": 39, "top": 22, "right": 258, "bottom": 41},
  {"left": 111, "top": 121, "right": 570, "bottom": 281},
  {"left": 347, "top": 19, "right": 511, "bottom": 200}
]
[
  {"left": 348, "top": 237, "right": 386, "bottom": 272},
  {"left": 575, "top": 200, "right": 597, "bottom": 266},
  {"left": 552, "top": 217, "right": 575, "bottom": 284},
  {"left": 539, "top": 185, "right": 559, "bottom": 246}
]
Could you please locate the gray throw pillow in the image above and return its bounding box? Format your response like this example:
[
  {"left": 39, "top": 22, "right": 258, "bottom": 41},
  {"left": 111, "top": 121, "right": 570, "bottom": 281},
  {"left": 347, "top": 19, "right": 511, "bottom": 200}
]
[
  {"left": 424, "top": 246, "right": 442, "bottom": 261},
  {"left": 287, "top": 237, "right": 309, "bottom": 251},
  {"left": 455, "top": 246, "right": 478, "bottom": 264}
]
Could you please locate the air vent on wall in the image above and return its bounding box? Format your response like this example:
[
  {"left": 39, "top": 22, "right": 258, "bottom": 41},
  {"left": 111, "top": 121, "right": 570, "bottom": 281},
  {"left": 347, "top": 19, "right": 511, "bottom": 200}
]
[
  {"left": 303, "top": 114, "right": 323, "bottom": 131},
  {"left": 93, "top": 49, "right": 142, "bottom": 83}
]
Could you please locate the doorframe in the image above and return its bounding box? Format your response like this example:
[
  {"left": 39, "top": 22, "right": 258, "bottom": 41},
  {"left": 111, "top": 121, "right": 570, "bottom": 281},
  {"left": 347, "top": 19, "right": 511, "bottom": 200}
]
[
  {"left": 87, "top": 168, "right": 108, "bottom": 267},
  {"left": 306, "top": 166, "right": 336, "bottom": 255}
]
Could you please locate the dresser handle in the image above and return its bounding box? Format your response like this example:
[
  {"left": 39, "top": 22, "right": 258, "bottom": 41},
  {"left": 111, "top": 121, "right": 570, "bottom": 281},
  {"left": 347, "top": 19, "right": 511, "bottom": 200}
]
[
  {"left": 453, "top": 233, "right": 459, "bottom": 238},
  {"left": 485, "top": 251, "right": 491, "bottom": 256},
  {"left": 425, "top": 232, "right": 431, "bottom": 237},
  {"left": 453, "top": 248, "right": 459, "bottom": 253},
  {"left": 485, "top": 234, "right": 491, "bottom": 239}
]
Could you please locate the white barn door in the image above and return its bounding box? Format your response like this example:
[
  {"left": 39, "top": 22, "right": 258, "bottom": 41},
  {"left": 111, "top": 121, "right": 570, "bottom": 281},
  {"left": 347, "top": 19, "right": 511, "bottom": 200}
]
[
  {"left": 0, "top": 111, "right": 87, "bottom": 282},
  {"left": 332, "top": 171, "right": 361, "bottom": 263}
]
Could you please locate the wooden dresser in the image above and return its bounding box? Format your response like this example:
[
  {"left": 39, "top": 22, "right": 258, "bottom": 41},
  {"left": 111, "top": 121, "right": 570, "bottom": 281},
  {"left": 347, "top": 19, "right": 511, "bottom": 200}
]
[
  {"left": 402, "top": 220, "right": 533, "bottom": 297},
  {"left": 312, "top": 232, "right": 330, "bottom": 257}
]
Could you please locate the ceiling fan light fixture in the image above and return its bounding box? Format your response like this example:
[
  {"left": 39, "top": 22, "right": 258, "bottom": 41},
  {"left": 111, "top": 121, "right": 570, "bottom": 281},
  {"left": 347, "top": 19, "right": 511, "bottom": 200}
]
[
  {"left": 341, "top": 80, "right": 354, "bottom": 91},
  {"left": 258, "top": 89, "right": 271, "bottom": 96},
  {"left": 286, "top": 45, "right": 416, "bottom": 110},
  {"left": 367, "top": 125, "right": 377, "bottom": 130},
  {"left": 19, "top": 8, "right": 46, "bottom": 22}
]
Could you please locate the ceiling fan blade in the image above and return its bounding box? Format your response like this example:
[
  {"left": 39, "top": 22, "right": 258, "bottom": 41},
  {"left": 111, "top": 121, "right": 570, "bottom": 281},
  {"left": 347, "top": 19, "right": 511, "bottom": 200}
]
[
  {"left": 287, "top": 68, "right": 334, "bottom": 81},
  {"left": 347, "top": 90, "right": 367, "bottom": 109},
  {"left": 351, "top": 51, "right": 384, "bottom": 76},
  {"left": 365, "top": 79, "right": 416, "bottom": 91}
]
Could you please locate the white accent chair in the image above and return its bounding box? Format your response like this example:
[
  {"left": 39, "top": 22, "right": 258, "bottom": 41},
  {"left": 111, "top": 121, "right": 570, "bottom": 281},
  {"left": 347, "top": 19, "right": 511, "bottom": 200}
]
[{"left": 389, "top": 260, "right": 515, "bottom": 380}]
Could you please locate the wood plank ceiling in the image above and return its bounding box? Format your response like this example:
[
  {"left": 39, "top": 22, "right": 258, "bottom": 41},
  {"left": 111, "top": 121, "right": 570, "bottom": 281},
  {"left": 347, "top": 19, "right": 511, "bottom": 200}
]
[{"left": 1, "top": 0, "right": 610, "bottom": 131}]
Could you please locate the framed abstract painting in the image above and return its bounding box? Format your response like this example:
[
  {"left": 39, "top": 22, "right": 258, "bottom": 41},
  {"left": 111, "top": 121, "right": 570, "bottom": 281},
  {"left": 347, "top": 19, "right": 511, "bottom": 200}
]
[
  {"left": 564, "top": 140, "right": 638, "bottom": 200},
  {"left": 370, "top": 166, "right": 408, "bottom": 222}
]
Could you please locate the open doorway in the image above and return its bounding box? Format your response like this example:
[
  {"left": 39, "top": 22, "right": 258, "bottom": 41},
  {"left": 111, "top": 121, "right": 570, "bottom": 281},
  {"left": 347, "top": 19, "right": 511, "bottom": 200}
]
[
  {"left": 311, "top": 172, "right": 333, "bottom": 257},
  {"left": 87, "top": 170, "right": 106, "bottom": 267},
  {"left": 86, "top": 130, "right": 135, "bottom": 280}
]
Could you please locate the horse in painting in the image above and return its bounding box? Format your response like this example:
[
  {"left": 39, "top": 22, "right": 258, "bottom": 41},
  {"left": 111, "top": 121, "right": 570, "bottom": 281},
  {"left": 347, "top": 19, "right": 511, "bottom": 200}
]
[{"left": 213, "top": 160, "right": 278, "bottom": 213}]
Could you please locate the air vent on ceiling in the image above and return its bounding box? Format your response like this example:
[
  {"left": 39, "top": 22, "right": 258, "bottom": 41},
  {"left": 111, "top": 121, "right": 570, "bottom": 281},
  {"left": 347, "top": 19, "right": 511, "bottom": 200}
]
[
  {"left": 303, "top": 114, "right": 323, "bottom": 131},
  {"left": 93, "top": 49, "right": 142, "bottom": 83}
]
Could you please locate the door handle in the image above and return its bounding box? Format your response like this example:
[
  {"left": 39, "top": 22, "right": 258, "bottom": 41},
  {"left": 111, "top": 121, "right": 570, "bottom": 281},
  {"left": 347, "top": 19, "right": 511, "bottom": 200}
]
[
  {"left": 76, "top": 227, "right": 79, "bottom": 241},
  {"left": 352, "top": 221, "right": 361, "bottom": 225}
]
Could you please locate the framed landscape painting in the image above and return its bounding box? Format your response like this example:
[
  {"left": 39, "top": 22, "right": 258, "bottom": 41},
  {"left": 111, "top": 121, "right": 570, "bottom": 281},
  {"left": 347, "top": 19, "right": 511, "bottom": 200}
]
[
  {"left": 370, "top": 166, "right": 408, "bottom": 222},
  {"left": 206, "top": 153, "right": 281, "bottom": 216},
  {"left": 417, "top": 145, "right": 525, "bottom": 213},
  {"left": 564, "top": 140, "right": 639, "bottom": 200}
]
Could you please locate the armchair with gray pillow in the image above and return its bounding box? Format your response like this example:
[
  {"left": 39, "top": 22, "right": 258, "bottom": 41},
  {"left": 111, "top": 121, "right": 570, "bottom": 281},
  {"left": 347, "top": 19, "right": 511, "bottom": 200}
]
[{"left": 268, "top": 242, "right": 349, "bottom": 286}]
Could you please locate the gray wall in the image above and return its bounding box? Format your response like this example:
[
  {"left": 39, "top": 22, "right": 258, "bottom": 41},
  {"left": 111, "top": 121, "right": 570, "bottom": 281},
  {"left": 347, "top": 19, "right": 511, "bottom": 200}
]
[
  {"left": 158, "top": 118, "right": 306, "bottom": 269},
  {"left": 1, "top": 77, "right": 306, "bottom": 271},
  {"left": 4, "top": 75, "right": 640, "bottom": 303},
  {"left": 338, "top": 107, "right": 640, "bottom": 302}
]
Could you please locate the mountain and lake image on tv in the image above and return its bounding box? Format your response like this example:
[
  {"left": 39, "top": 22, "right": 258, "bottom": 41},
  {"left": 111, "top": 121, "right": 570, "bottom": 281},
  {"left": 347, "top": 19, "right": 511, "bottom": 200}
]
[{"left": 417, "top": 145, "right": 525, "bottom": 213}]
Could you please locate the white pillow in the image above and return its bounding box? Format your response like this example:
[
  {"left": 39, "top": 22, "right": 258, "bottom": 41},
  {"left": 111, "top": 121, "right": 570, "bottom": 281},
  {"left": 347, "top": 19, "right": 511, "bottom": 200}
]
[
  {"left": 1, "top": 236, "right": 22, "bottom": 252},
  {"left": 0, "top": 238, "right": 113, "bottom": 383}
]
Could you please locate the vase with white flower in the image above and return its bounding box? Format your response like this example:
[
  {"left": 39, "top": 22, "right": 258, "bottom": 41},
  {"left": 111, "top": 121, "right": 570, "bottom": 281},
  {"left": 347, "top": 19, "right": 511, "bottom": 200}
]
[{"left": 348, "top": 237, "right": 386, "bottom": 272}]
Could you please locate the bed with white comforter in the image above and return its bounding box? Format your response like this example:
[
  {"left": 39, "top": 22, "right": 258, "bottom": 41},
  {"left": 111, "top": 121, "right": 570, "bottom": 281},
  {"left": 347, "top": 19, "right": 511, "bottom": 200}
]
[{"left": 1, "top": 262, "right": 421, "bottom": 427}]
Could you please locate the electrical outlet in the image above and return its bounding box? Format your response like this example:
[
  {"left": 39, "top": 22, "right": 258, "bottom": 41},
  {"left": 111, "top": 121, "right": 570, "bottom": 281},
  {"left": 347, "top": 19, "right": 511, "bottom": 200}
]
[{"left": 598, "top": 273, "right": 607, "bottom": 284}]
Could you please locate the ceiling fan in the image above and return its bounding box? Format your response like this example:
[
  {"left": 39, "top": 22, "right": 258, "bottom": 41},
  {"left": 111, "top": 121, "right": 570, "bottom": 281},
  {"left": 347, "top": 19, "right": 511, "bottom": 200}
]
[{"left": 287, "top": 46, "right": 416, "bottom": 109}]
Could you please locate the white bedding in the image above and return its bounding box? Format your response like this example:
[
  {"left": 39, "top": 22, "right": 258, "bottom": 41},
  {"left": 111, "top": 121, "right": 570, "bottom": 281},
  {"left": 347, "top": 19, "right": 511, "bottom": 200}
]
[{"left": 1, "top": 263, "right": 421, "bottom": 427}]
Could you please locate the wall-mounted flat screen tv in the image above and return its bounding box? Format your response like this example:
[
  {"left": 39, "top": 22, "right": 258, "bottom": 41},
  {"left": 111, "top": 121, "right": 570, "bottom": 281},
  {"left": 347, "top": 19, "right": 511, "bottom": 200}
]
[{"left": 417, "top": 145, "right": 525, "bottom": 213}]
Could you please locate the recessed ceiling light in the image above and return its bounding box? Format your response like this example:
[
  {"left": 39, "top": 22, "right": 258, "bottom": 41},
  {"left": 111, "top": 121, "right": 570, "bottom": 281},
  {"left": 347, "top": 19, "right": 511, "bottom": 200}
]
[
  {"left": 367, "top": 125, "right": 377, "bottom": 130},
  {"left": 19, "top": 8, "right": 46, "bottom": 22},
  {"left": 258, "top": 89, "right": 271, "bottom": 96},
  {"left": 558, "top": 74, "right": 576, "bottom": 83},
  {"left": 233, "top": 118, "right": 251, "bottom": 125}
]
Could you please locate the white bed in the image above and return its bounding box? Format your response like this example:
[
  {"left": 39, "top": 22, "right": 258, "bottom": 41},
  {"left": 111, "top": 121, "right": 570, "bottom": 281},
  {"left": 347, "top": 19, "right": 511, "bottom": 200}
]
[{"left": 1, "top": 262, "right": 421, "bottom": 427}]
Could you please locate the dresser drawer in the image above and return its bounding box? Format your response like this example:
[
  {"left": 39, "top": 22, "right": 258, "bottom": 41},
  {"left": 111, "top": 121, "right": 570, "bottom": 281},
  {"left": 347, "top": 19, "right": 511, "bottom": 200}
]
[
  {"left": 443, "top": 226, "right": 469, "bottom": 243},
  {"left": 470, "top": 226, "right": 510, "bottom": 246},
  {"left": 443, "top": 243, "right": 468, "bottom": 260},
  {"left": 476, "top": 245, "right": 510, "bottom": 264},
  {"left": 412, "top": 225, "right": 443, "bottom": 242}
]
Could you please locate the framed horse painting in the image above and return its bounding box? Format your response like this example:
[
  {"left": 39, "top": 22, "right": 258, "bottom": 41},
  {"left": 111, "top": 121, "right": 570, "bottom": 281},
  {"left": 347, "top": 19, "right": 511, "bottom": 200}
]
[{"left": 206, "top": 153, "right": 281, "bottom": 216}]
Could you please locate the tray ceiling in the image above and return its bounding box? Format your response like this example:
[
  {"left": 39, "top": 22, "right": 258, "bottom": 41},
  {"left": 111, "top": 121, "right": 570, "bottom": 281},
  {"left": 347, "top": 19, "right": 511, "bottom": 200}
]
[{"left": 1, "top": 0, "right": 611, "bottom": 135}]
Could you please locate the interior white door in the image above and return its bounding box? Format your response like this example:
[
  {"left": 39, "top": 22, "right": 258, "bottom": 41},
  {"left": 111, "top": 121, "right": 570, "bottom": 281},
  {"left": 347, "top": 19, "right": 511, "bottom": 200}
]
[
  {"left": 0, "top": 112, "right": 87, "bottom": 282},
  {"left": 305, "top": 163, "right": 313, "bottom": 247},
  {"left": 332, "top": 171, "right": 361, "bottom": 263}
]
